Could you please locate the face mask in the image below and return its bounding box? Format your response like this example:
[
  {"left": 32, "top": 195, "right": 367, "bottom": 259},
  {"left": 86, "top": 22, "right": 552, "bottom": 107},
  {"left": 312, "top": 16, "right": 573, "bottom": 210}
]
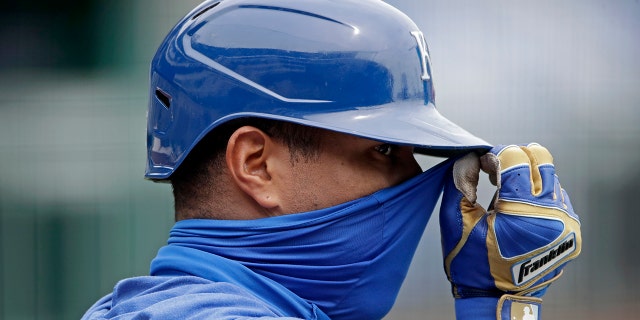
[{"left": 151, "top": 158, "right": 454, "bottom": 320}]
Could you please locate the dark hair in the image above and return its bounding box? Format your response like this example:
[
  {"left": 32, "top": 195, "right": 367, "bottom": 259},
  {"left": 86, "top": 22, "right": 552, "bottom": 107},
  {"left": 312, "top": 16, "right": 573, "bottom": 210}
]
[{"left": 170, "top": 118, "right": 323, "bottom": 216}]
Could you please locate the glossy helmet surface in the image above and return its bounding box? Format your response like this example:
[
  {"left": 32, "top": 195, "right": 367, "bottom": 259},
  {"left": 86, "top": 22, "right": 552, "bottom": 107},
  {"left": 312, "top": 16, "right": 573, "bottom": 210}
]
[{"left": 146, "top": 0, "right": 491, "bottom": 179}]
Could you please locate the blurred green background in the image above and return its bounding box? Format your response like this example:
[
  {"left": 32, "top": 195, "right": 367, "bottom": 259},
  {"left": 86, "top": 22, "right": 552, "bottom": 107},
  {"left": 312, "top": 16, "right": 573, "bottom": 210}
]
[{"left": 0, "top": 0, "right": 638, "bottom": 319}]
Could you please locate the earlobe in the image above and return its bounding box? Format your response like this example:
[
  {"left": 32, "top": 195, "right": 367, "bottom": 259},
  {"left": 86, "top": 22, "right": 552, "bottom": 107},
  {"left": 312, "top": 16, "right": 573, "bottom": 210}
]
[{"left": 226, "top": 126, "right": 280, "bottom": 210}]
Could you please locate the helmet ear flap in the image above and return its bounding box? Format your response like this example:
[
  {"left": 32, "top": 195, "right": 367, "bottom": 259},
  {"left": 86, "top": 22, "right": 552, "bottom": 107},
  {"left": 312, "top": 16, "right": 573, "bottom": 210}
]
[
  {"left": 155, "top": 88, "right": 172, "bottom": 110},
  {"left": 146, "top": 74, "right": 180, "bottom": 178}
]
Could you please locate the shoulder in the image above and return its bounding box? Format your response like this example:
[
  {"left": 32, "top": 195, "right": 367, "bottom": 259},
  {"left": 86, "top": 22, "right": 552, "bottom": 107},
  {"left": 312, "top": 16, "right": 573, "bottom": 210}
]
[{"left": 82, "top": 275, "right": 303, "bottom": 320}]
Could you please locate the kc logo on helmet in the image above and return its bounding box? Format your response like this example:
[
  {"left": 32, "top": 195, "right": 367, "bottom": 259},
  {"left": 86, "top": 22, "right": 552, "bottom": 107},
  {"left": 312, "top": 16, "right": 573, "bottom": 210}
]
[{"left": 410, "top": 31, "right": 432, "bottom": 81}]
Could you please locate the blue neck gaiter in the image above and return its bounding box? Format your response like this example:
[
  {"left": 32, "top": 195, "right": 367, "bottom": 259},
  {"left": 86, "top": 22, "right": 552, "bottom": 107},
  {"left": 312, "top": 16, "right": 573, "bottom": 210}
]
[{"left": 151, "top": 158, "right": 454, "bottom": 320}]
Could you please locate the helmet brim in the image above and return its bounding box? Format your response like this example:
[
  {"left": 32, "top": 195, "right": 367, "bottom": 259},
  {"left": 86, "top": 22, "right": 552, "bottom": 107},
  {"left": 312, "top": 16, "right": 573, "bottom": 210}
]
[{"left": 245, "top": 100, "right": 492, "bottom": 157}]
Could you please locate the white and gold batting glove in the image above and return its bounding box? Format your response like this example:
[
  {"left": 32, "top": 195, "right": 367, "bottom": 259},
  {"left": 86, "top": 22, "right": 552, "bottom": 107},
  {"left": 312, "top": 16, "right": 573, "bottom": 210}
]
[{"left": 440, "top": 143, "right": 581, "bottom": 320}]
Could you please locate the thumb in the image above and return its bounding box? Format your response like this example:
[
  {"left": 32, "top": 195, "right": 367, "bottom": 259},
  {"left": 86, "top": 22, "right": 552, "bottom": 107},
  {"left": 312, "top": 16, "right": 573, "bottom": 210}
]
[{"left": 453, "top": 152, "right": 481, "bottom": 204}]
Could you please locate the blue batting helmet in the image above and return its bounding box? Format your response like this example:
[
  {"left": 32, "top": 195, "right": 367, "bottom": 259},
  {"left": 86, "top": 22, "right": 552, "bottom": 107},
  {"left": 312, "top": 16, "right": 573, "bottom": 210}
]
[{"left": 146, "top": 0, "right": 491, "bottom": 180}]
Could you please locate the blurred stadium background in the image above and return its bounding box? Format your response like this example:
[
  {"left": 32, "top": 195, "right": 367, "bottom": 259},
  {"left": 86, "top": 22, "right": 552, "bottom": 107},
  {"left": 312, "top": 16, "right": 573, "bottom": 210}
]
[{"left": 1, "top": 0, "right": 638, "bottom": 319}]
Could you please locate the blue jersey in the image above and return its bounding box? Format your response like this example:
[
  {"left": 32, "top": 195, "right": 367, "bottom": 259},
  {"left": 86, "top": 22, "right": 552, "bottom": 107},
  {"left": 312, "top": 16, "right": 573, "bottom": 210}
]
[{"left": 82, "top": 275, "right": 316, "bottom": 320}]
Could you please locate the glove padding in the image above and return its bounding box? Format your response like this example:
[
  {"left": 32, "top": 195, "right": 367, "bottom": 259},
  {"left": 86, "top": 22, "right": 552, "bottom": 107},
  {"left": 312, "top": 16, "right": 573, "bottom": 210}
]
[{"left": 440, "top": 143, "right": 581, "bottom": 299}]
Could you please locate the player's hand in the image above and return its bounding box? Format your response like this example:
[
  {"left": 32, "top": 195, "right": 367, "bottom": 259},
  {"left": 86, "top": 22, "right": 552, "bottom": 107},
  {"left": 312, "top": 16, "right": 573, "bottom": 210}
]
[{"left": 439, "top": 143, "right": 581, "bottom": 317}]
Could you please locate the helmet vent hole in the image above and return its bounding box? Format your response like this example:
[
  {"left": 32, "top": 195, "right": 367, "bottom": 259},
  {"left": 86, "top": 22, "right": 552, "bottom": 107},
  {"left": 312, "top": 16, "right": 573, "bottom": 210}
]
[
  {"left": 155, "top": 88, "right": 172, "bottom": 109},
  {"left": 191, "top": 2, "right": 221, "bottom": 20}
]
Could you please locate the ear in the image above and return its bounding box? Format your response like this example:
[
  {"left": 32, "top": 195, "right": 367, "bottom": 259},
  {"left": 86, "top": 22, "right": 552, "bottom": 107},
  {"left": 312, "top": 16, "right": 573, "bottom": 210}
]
[{"left": 225, "top": 126, "right": 282, "bottom": 210}]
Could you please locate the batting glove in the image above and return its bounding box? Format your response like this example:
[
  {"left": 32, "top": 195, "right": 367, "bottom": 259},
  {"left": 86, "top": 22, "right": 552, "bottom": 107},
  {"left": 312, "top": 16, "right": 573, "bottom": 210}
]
[{"left": 440, "top": 143, "right": 581, "bottom": 320}]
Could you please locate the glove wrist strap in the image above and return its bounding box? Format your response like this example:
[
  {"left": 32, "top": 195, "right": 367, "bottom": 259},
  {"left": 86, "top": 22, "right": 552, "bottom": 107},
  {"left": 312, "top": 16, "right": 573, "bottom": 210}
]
[
  {"left": 496, "top": 294, "right": 542, "bottom": 320},
  {"left": 494, "top": 272, "right": 563, "bottom": 320}
]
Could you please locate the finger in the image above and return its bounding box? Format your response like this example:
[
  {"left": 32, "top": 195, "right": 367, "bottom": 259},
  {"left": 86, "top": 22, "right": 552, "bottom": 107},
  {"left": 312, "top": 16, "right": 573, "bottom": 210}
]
[
  {"left": 484, "top": 145, "right": 534, "bottom": 201},
  {"left": 481, "top": 145, "right": 530, "bottom": 189},
  {"left": 520, "top": 143, "right": 555, "bottom": 198},
  {"left": 496, "top": 145, "right": 531, "bottom": 170},
  {"left": 452, "top": 152, "right": 481, "bottom": 203}
]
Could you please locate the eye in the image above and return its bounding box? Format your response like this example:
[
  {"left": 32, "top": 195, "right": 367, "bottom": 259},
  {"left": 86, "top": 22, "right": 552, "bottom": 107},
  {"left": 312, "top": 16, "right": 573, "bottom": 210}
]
[{"left": 374, "top": 144, "right": 394, "bottom": 156}]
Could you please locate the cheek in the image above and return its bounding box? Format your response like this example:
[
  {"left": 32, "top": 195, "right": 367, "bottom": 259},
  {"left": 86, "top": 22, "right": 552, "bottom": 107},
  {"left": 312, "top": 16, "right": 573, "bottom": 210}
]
[
  {"left": 278, "top": 165, "right": 335, "bottom": 213},
  {"left": 285, "top": 163, "right": 385, "bottom": 213},
  {"left": 315, "top": 164, "right": 389, "bottom": 205}
]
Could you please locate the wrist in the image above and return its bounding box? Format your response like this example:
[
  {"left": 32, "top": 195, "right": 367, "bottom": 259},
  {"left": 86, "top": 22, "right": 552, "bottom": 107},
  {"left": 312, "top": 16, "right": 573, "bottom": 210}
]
[
  {"left": 455, "top": 297, "right": 498, "bottom": 320},
  {"left": 497, "top": 295, "right": 542, "bottom": 320},
  {"left": 454, "top": 295, "right": 542, "bottom": 320}
]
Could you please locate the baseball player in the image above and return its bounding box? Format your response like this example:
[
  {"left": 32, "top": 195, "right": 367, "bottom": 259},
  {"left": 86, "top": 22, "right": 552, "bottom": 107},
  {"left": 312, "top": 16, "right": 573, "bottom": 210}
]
[{"left": 82, "top": 0, "right": 581, "bottom": 319}]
